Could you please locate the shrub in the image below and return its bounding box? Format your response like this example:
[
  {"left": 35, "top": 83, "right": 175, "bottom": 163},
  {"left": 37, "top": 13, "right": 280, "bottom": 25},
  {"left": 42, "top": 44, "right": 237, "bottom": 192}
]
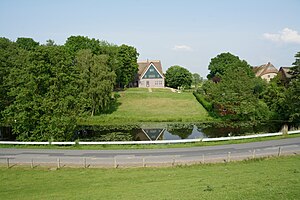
[
  {"left": 193, "top": 92, "right": 213, "bottom": 111},
  {"left": 100, "top": 132, "right": 132, "bottom": 141}
]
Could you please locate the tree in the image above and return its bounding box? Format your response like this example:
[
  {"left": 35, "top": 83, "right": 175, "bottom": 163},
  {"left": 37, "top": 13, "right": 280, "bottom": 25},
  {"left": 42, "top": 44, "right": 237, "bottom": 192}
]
[
  {"left": 0, "top": 38, "right": 21, "bottom": 124},
  {"left": 284, "top": 51, "right": 300, "bottom": 123},
  {"left": 45, "top": 39, "right": 56, "bottom": 46},
  {"left": 3, "top": 45, "right": 83, "bottom": 141},
  {"left": 262, "top": 81, "right": 288, "bottom": 120},
  {"left": 65, "top": 35, "right": 101, "bottom": 55},
  {"left": 285, "top": 79, "right": 300, "bottom": 123},
  {"left": 75, "top": 49, "right": 116, "bottom": 116},
  {"left": 207, "top": 52, "right": 254, "bottom": 81},
  {"left": 115, "top": 44, "right": 139, "bottom": 88},
  {"left": 16, "top": 37, "right": 39, "bottom": 51},
  {"left": 290, "top": 51, "right": 300, "bottom": 79},
  {"left": 165, "top": 65, "right": 193, "bottom": 89},
  {"left": 205, "top": 67, "right": 270, "bottom": 121},
  {"left": 192, "top": 73, "right": 203, "bottom": 88}
]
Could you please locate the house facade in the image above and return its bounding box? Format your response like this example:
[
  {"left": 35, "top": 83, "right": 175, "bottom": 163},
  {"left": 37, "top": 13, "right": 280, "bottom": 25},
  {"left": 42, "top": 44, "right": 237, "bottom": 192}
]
[
  {"left": 136, "top": 60, "right": 165, "bottom": 88},
  {"left": 252, "top": 62, "right": 278, "bottom": 82}
]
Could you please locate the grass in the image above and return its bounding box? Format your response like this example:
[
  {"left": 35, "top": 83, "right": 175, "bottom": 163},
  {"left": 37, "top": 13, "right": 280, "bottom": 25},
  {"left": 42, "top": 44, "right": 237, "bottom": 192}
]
[
  {"left": 80, "top": 88, "right": 211, "bottom": 125},
  {"left": 0, "top": 155, "right": 299, "bottom": 199},
  {"left": 1, "top": 133, "right": 299, "bottom": 150}
]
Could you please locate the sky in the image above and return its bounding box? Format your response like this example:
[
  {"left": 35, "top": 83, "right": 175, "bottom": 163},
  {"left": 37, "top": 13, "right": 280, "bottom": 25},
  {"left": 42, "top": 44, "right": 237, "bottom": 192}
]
[{"left": 1, "top": 0, "right": 300, "bottom": 77}]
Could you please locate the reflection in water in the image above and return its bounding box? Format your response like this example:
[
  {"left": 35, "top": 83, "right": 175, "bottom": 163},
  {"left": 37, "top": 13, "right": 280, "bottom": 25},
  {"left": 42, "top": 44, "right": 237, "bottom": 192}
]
[
  {"left": 1, "top": 122, "right": 291, "bottom": 141},
  {"left": 135, "top": 125, "right": 205, "bottom": 141},
  {"left": 135, "top": 129, "right": 164, "bottom": 141}
]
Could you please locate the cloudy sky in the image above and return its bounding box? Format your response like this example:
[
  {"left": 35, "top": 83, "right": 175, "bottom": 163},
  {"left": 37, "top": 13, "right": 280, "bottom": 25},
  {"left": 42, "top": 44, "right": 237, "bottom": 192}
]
[{"left": 1, "top": 0, "right": 300, "bottom": 77}]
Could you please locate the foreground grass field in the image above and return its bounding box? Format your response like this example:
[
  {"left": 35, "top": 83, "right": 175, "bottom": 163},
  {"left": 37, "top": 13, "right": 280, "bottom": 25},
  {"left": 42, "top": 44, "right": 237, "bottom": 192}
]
[
  {"left": 81, "top": 88, "right": 211, "bottom": 125},
  {"left": 0, "top": 156, "right": 299, "bottom": 200}
]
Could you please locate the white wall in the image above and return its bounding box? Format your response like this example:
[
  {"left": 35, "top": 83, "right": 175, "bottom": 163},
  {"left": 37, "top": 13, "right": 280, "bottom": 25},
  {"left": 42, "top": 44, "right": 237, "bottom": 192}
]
[
  {"left": 139, "top": 79, "right": 165, "bottom": 88},
  {"left": 261, "top": 73, "right": 277, "bottom": 82}
]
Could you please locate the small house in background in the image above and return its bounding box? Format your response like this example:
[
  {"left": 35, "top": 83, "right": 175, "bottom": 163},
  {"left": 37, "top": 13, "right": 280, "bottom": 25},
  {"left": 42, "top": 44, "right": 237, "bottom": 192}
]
[
  {"left": 135, "top": 60, "right": 165, "bottom": 88},
  {"left": 277, "top": 67, "right": 292, "bottom": 86},
  {"left": 252, "top": 62, "right": 278, "bottom": 82}
]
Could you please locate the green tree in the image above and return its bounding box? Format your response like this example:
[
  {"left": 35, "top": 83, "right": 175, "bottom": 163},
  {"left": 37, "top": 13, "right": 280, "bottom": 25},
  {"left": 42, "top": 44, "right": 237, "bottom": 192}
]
[
  {"left": 192, "top": 73, "right": 203, "bottom": 88},
  {"left": 0, "top": 38, "right": 21, "bottom": 123},
  {"left": 115, "top": 44, "right": 139, "bottom": 88},
  {"left": 206, "top": 68, "right": 269, "bottom": 121},
  {"left": 285, "top": 79, "right": 300, "bottom": 123},
  {"left": 16, "top": 37, "right": 39, "bottom": 51},
  {"left": 262, "top": 81, "right": 288, "bottom": 120},
  {"left": 45, "top": 39, "right": 56, "bottom": 46},
  {"left": 207, "top": 52, "right": 254, "bottom": 81},
  {"left": 75, "top": 49, "right": 116, "bottom": 116},
  {"left": 165, "top": 65, "right": 193, "bottom": 89},
  {"left": 290, "top": 52, "right": 300, "bottom": 79},
  {"left": 284, "top": 51, "right": 300, "bottom": 123},
  {"left": 65, "top": 35, "right": 101, "bottom": 55},
  {"left": 3, "top": 45, "right": 83, "bottom": 141}
]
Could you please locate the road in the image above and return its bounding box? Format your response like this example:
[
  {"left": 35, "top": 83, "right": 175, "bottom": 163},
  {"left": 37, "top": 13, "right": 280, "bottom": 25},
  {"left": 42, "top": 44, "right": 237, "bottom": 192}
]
[{"left": 0, "top": 137, "right": 299, "bottom": 168}]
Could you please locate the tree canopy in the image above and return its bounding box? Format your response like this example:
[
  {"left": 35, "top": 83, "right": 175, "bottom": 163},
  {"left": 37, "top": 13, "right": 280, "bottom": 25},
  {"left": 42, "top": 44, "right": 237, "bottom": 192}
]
[
  {"left": 200, "top": 51, "right": 300, "bottom": 125},
  {"left": 204, "top": 67, "right": 269, "bottom": 121},
  {"left": 165, "top": 65, "right": 193, "bottom": 89},
  {"left": 207, "top": 52, "right": 254, "bottom": 81},
  {"left": 285, "top": 51, "right": 300, "bottom": 123},
  {"left": 115, "top": 44, "right": 139, "bottom": 88},
  {"left": 0, "top": 36, "right": 139, "bottom": 141},
  {"left": 192, "top": 73, "right": 203, "bottom": 88}
]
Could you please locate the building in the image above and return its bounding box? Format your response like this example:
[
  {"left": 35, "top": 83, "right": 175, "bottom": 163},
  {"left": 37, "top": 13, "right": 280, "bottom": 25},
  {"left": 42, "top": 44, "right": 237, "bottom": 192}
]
[
  {"left": 252, "top": 62, "right": 278, "bottom": 82},
  {"left": 136, "top": 60, "right": 165, "bottom": 88},
  {"left": 277, "top": 67, "right": 292, "bottom": 86}
]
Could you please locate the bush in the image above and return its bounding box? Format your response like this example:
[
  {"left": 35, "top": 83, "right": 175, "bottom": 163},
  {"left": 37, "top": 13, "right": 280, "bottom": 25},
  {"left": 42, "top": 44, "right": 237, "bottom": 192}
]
[
  {"left": 193, "top": 92, "right": 213, "bottom": 111},
  {"left": 100, "top": 132, "right": 133, "bottom": 141}
]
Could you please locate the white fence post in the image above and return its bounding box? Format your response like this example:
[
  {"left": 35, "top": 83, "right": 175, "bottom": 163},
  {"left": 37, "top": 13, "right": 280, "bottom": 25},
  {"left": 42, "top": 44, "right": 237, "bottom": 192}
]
[
  {"left": 83, "top": 158, "right": 87, "bottom": 168},
  {"left": 57, "top": 158, "right": 60, "bottom": 169},
  {"left": 114, "top": 157, "right": 117, "bottom": 168},
  {"left": 7, "top": 158, "right": 9, "bottom": 168},
  {"left": 252, "top": 149, "right": 256, "bottom": 159},
  {"left": 278, "top": 147, "right": 282, "bottom": 156},
  {"left": 227, "top": 152, "right": 231, "bottom": 162},
  {"left": 172, "top": 156, "right": 176, "bottom": 166},
  {"left": 142, "top": 157, "right": 146, "bottom": 167}
]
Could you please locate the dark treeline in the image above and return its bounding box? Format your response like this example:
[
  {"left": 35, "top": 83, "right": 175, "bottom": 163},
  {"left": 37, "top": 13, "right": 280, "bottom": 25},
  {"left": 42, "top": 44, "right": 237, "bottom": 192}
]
[
  {"left": 195, "top": 52, "right": 300, "bottom": 126},
  {"left": 0, "top": 36, "right": 139, "bottom": 141}
]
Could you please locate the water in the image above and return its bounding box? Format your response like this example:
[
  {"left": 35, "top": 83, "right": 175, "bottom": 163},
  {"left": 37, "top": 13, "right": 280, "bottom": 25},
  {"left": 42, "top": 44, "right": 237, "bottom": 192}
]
[
  {"left": 75, "top": 122, "right": 284, "bottom": 141},
  {"left": 0, "top": 122, "right": 289, "bottom": 141}
]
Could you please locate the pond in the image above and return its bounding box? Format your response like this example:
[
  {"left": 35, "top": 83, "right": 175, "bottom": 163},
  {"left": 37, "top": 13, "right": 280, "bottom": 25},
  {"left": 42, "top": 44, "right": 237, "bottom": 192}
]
[
  {"left": 75, "top": 122, "right": 286, "bottom": 142},
  {"left": 0, "top": 122, "right": 293, "bottom": 142}
]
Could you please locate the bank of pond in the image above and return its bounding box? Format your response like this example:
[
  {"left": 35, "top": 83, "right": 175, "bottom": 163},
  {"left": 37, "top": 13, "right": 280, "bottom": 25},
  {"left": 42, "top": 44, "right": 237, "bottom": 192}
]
[{"left": 1, "top": 121, "right": 298, "bottom": 142}]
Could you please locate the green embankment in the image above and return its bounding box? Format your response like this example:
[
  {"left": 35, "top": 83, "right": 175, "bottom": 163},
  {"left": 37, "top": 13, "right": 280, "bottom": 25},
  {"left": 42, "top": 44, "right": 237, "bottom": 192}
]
[
  {"left": 0, "top": 156, "right": 299, "bottom": 200},
  {"left": 81, "top": 88, "right": 211, "bottom": 125}
]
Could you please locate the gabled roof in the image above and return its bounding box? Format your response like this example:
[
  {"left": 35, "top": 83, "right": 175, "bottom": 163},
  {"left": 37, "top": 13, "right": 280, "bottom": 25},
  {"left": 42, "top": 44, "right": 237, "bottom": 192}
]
[
  {"left": 137, "top": 60, "right": 164, "bottom": 79},
  {"left": 252, "top": 62, "right": 278, "bottom": 77},
  {"left": 278, "top": 67, "right": 292, "bottom": 79}
]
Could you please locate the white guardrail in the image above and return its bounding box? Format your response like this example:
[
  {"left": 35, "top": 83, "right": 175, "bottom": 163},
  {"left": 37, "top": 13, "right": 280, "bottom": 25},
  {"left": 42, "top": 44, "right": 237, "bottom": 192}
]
[{"left": 0, "top": 130, "right": 299, "bottom": 145}]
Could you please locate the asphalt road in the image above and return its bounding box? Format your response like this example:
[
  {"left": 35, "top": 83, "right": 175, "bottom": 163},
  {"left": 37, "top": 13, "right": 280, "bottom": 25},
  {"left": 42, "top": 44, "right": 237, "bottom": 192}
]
[{"left": 1, "top": 137, "right": 300, "bottom": 167}]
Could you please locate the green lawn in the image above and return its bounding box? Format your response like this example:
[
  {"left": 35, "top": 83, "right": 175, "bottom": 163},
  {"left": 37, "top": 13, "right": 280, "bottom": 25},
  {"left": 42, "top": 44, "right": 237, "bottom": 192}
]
[
  {"left": 0, "top": 156, "right": 299, "bottom": 200},
  {"left": 81, "top": 88, "right": 211, "bottom": 125}
]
